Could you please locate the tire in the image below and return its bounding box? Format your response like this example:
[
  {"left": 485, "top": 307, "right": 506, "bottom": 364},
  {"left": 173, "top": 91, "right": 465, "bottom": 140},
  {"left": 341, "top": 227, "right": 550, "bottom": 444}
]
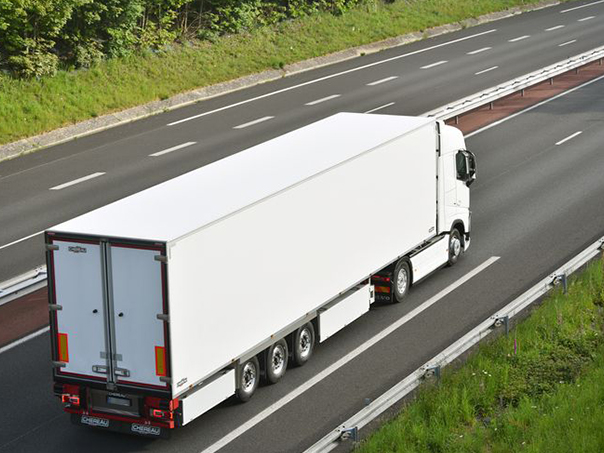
[
  {"left": 292, "top": 323, "right": 315, "bottom": 367},
  {"left": 393, "top": 258, "right": 411, "bottom": 303},
  {"left": 235, "top": 356, "right": 260, "bottom": 402},
  {"left": 448, "top": 229, "right": 463, "bottom": 267},
  {"left": 265, "top": 339, "right": 288, "bottom": 384}
]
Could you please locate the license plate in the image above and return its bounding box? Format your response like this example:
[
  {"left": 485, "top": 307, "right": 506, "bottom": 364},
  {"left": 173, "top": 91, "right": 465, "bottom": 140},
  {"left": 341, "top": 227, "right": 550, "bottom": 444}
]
[{"left": 107, "top": 395, "right": 132, "bottom": 407}]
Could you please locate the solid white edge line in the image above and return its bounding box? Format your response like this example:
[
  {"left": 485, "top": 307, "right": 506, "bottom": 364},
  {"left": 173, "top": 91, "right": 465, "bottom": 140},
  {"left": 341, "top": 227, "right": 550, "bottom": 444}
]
[
  {"left": 366, "top": 76, "right": 398, "bottom": 86},
  {"left": 0, "top": 231, "right": 44, "bottom": 251},
  {"left": 421, "top": 60, "right": 448, "bottom": 69},
  {"left": 555, "top": 130, "right": 583, "bottom": 145},
  {"left": 466, "top": 73, "right": 604, "bottom": 138},
  {"left": 559, "top": 39, "right": 577, "bottom": 47},
  {"left": 49, "top": 172, "right": 105, "bottom": 191},
  {"left": 545, "top": 25, "right": 565, "bottom": 31},
  {"left": 149, "top": 141, "right": 197, "bottom": 157},
  {"left": 467, "top": 47, "right": 492, "bottom": 55},
  {"left": 166, "top": 29, "right": 497, "bottom": 126},
  {"left": 364, "top": 102, "right": 396, "bottom": 114},
  {"left": 578, "top": 15, "right": 596, "bottom": 21},
  {"left": 199, "top": 256, "right": 500, "bottom": 453},
  {"left": 305, "top": 94, "right": 341, "bottom": 106},
  {"left": 509, "top": 35, "right": 530, "bottom": 42},
  {"left": 233, "top": 116, "right": 275, "bottom": 129},
  {"left": 475, "top": 66, "right": 499, "bottom": 75},
  {"left": 0, "top": 327, "right": 50, "bottom": 355},
  {"left": 561, "top": 0, "right": 604, "bottom": 13}
]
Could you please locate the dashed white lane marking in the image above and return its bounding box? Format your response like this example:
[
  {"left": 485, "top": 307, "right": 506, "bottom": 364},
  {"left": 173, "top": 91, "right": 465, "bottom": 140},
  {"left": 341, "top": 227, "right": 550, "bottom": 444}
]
[
  {"left": 167, "top": 29, "right": 497, "bottom": 126},
  {"left": 233, "top": 116, "right": 275, "bottom": 129},
  {"left": 0, "top": 231, "right": 44, "bottom": 251},
  {"left": 561, "top": 0, "right": 604, "bottom": 13},
  {"left": 367, "top": 76, "right": 398, "bottom": 86},
  {"left": 545, "top": 25, "right": 565, "bottom": 31},
  {"left": 467, "top": 47, "right": 492, "bottom": 55},
  {"left": 305, "top": 94, "right": 341, "bottom": 106},
  {"left": 199, "top": 256, "right": 500, "bottom": 453},
  {"left": 578, "top": 15, "right": 595, "bottom": 21},
  {"left": 364, "top": 102, "right": 395, "bottom": 114},
  {"left": 421, "top": 60, "right": 448, "bottom": 69},
  {"left": 475, "top": 66, "right": 499, "bottom": 75},
  {"left": 555, "top": 131, "right": 582, "bottom": 145},
  {"left": 149, "top": 141, "right": 197, "bottom": 157},
  {"left": 509, "top": 35, "right": 530, "bottom": 42},
  {"left": 49, "top": 172, "right": 105, "bottom": 191},
  {"left": 559, "top": 39, "right": 577, "bottom": 47}
]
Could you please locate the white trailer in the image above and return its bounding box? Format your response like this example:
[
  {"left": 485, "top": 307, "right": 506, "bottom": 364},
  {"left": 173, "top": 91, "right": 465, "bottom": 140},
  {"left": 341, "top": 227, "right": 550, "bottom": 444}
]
[{"left": 46, "top": 113, "right": 475, "bottom": 437}]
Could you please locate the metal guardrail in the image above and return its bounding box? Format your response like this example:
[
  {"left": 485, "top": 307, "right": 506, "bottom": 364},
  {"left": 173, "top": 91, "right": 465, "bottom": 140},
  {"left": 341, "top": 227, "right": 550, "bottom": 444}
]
[
  {"left": 0, "top": 266, "right": 47, "bottom": 307},
  {"left": 305, "top": 236, "right": 604, "bottom": 452},
  {"left": 425, "top": 45, "right": 604, "bottom": 121}
]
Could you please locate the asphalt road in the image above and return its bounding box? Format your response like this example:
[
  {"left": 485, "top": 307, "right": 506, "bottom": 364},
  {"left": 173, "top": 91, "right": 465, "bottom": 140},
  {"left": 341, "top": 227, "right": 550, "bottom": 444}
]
[
  {"left": 1, "top": 0, "right": 604, "bottom": 283},
  {"left": 1, "top": 54, "right": 604, "bottom": 452}
]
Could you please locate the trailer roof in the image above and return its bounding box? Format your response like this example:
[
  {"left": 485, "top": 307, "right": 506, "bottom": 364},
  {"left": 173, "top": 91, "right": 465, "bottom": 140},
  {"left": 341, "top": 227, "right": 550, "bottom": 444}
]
[{"left": 50, "top": 113, "right": 433, "bottom": 242}]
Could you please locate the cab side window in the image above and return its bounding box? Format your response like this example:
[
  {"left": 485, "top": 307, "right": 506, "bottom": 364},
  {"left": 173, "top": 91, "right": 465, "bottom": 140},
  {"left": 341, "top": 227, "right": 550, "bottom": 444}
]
[{"left": 456, "top": 151, "right": 467, "bottom": 180}]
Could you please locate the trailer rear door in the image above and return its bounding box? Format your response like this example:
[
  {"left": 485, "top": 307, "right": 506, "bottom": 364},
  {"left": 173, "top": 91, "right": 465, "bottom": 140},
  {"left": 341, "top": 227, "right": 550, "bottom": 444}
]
[
  {"left": 109, "top": 244, "right": 168, "bottom": 389},
  {"left": 48, "top": 236, "right": 169, "bottom": 391},
  {"left": 50, "top": 239, "right": 108, "bottom": 382}
]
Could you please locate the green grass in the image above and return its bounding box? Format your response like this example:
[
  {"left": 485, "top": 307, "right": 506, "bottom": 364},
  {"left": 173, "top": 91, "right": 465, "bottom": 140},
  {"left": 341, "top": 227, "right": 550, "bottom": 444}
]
[
  {"left": 0, "top": 0, "right": 569, "bottom": 146},
  {"left": 357, "top": 258, "right": 604, "bottom": 453}
]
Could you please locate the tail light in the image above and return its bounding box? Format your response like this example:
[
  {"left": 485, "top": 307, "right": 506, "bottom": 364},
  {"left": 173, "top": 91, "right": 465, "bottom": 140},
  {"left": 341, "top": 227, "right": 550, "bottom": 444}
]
[
  {"left": 150, "top": 408, "right": 173, "bottom": 420},
  {"left": 61, "top": 394, "right": 80, "bottom": 406},
  {"left": 371, "top": 275, "right": 391, "bottom": 283}
]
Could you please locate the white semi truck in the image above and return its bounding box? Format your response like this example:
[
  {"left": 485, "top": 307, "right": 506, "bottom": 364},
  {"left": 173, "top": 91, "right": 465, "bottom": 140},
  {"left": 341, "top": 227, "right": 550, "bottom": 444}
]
[{"left": 46, "top": 113, "right": 475, "bottom": 437}]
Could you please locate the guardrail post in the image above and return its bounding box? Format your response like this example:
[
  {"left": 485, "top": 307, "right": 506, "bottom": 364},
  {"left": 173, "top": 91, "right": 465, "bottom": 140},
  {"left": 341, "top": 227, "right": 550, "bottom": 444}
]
[
  {"left": 520, "top": 89, "right": 525, "bottom": 97},
  {"left": 553, "top": 274, "right": 568, "bottom": 294},
  {"left": 549, "top": 77, "right": 554, "bottom": 85},
  {"left": 489, "top": 102, "right": 494, "bottom": 110},
  {"left": 424, "top": 365, "right": 441, "bottom": 380},
  {"left": 494, "top": 316, "right": 509, "bottom": 335},
  {"left": 339, "top": 426, "right": 358, "bottom": 442},
  {"left": 455, "top": 115, "right": 459, "bottom": 125}
]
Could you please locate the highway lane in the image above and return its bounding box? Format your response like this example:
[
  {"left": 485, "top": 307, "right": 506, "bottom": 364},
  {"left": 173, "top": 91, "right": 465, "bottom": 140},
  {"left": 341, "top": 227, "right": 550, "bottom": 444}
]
[
  {"left": 2, "top": 0, "right": 604, "bottom": 282},
  {"left": 1, "top": 64, "right": 604, "bottom": 453}
]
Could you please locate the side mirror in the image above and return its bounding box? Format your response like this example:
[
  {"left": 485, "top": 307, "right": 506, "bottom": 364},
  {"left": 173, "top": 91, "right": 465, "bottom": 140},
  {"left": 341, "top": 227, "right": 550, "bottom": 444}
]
[{"left": 456, "top": 150, "right": 477, "bottom": 186}]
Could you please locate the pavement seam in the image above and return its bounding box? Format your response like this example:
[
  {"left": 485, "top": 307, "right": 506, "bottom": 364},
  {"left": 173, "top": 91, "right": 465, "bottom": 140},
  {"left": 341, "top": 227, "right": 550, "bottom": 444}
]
[{"left": 0, "top": 1, "right": 561, "bottom": 163}]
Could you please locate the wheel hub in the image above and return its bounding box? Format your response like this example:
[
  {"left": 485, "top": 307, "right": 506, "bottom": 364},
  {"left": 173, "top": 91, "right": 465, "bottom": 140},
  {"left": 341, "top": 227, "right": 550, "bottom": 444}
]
[{"left": 397, "top": 268, "right": 408, "bottom": 294}]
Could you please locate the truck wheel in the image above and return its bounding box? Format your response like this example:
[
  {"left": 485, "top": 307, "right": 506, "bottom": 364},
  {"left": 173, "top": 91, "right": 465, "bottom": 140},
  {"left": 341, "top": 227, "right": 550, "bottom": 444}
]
[
  {"left": 235, "top": 356, "right": 260, "bottom": 402},
  {"left": 448, "top": 229, "right": 463, "bottom": 266},
  {"left": 292, "top": 323, "right": 315, "bottom": 367},
  {"left": 265, "top": 339, "right": 288, "bottom": 384},
  {"left": 393, "top": 259, "right": 411, "bottom": 303}
]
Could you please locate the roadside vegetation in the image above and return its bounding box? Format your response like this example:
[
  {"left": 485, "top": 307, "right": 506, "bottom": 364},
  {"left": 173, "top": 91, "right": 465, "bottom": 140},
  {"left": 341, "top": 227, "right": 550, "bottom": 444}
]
[
  {"left": 0, "top": 0, "right": 569, "bottom": 145},
  {"left": 357, "top": 257, "right": 604, "bottom": 453}
]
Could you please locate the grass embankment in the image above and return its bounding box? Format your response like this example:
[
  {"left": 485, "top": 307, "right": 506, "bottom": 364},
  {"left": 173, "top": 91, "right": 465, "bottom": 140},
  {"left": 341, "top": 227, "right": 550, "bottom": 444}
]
[
  {"left": 358, "top": 258, "right": 604, "bottom": 453},
  {"left": 0, "top": 0, "right": 568, "bottom": 146}
]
